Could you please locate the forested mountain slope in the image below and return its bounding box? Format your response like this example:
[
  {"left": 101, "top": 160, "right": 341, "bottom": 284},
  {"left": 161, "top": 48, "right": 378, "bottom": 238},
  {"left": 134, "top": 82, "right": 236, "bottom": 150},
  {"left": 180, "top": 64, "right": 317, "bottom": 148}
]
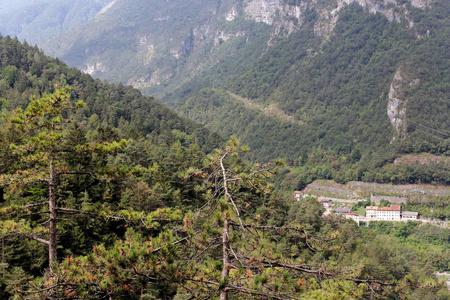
[
  {"left": 0, "top": 35, "right": 222, "bottom": 152},
  {"left": 176, "top": 0, "right": 449, "bottom": 185},
  {"left": 178, "top": 1, "right": 449, "bottom": 160},
  {"left": 40, "top": 0, "right": 271, "bottom": 97},
  {"left": 34, "top": 0, "right": 448, "bottom": 169}
]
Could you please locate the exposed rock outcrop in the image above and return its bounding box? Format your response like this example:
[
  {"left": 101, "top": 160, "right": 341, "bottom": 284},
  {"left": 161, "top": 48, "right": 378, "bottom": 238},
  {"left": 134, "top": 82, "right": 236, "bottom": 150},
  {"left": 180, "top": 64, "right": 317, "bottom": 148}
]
[
  {"left": 214, "top": 31, "right": 245, "bottom": 46},
  {"left": 83, "top": 62, "right": 108, "bottom": 75},
  {"left": 387, "top": 67, "right": 420, "bottom": 142},
  {"left": 387, "top": 68, "right": 408, "bottom": 141},
  {"left": 244, "top": 0, "right": 281, "bottom": 25}
]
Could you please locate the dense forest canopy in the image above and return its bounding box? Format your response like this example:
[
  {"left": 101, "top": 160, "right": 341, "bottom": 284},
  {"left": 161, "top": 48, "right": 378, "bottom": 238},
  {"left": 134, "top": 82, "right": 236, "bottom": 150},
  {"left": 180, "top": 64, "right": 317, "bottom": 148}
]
[{"left": 0, "top": 35, "right": 447, "bottom": 299}]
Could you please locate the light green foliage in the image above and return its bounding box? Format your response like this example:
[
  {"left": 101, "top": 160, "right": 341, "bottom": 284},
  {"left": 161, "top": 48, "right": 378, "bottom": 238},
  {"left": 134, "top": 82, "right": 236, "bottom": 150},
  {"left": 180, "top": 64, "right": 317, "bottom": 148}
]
[
  {"left": 404, "top": 195, "right": 450, "bottom": 219},
  {"left": 366, "top": 222, "right": 450, "bottom": 272}
]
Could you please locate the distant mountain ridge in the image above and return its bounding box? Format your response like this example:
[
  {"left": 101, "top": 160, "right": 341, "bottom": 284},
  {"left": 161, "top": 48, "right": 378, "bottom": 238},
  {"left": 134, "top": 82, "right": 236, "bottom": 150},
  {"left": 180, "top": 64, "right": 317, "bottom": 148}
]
[
  {"left": 0, "top": 0, "right": 114, "bottom": 45},
  {"left": 36, "top": 0, "right": 437, "bottom": 95}
]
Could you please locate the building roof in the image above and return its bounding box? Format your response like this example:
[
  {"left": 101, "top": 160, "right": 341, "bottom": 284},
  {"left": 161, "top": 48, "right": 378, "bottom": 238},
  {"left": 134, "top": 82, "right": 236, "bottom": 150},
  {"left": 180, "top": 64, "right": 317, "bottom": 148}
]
[
  {"left": 366, "top": 206, "right": 378, "bottom": 210},
  {"left": 343, "top": 213, "right": 360, "bottom": 216},
  {"left": 391, "top": 205, "right": 401, "bottom": 211},
  {"left": 335, "top": 208, "right": 351, "bottom": 213},
  {"left": 402, "top": 211, "right": 419, "bottom": 216},
  {"left": 294, "top": 191, "right": 302, "bottom": 194},
  {"left": 377, "top": 205, "right": 401, "bottom": 211},
  {"left": 378, "top": 207, "right": 392, "bottom": 211}
]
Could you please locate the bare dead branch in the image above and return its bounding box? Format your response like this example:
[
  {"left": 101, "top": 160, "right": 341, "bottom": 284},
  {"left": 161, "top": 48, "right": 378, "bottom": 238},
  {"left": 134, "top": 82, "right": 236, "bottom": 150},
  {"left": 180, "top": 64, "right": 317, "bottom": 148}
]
[{"left": 4, "top": 232, "right": 50, "bottom": 246}]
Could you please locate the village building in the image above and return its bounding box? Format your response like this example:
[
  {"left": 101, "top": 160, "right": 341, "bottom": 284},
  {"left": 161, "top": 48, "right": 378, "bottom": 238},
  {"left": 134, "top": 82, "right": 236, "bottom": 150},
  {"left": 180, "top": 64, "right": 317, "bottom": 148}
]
[
  {"left": 402, "top": 211, "right": 419, "bottom": 220},
  {"left": 294, "top": 191, "right": 303, "bottom": 201},
  {"left": 365, "top": 206, "right": 378, "bottom": 219},
  {"left": 334, "top": 207, "right": 351, "bottom": 215},
  {"left": 317, "top": 199, "right": 332, "bottom": 209},
  {"left": 376, "top": 205, "right": 401, "bottom": 221},
  {"left": 342, "top": 212, "right": 362, "bottom": 222},
  {"left": 364, "top": 205, "right": 420, "bottom": 222}
]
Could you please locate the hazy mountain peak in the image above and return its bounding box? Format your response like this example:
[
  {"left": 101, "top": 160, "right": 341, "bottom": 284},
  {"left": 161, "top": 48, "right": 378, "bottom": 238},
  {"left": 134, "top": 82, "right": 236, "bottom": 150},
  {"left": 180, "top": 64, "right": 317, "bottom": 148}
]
[{"left": 0, "top": 0, "right": 116, "bottom": 45}]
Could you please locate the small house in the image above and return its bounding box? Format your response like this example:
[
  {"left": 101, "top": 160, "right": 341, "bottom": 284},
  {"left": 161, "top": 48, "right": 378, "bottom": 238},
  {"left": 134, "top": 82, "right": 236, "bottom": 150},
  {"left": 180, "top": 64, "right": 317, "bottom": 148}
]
[
  {"left": 402, "top": 211, "right": 419, "bottom": 220},
  {"left": 321, "top": 199, "right": 332, "bottom": 209},
  {"left": 334, "top": 207, "right": 351, "bottom": 215},
  {"left": 342, "top": 212, "right": 361, "bottom": 221}
]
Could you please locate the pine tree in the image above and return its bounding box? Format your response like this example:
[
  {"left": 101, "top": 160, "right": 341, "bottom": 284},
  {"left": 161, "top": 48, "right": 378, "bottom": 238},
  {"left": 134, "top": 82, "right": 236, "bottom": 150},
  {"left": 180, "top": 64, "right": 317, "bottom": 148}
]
[{"left": 0, "top": 85, "right": 128, "bottom": 272}]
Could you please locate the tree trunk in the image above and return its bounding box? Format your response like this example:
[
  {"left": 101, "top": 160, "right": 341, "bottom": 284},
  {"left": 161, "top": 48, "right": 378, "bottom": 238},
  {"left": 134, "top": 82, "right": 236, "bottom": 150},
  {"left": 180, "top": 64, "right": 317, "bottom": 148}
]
[
  {"left": 220, "top": 218, "right": 230, "bottom": 300},
  {"left": 48, "top": 155, "right": 57, "bottom": 272}
]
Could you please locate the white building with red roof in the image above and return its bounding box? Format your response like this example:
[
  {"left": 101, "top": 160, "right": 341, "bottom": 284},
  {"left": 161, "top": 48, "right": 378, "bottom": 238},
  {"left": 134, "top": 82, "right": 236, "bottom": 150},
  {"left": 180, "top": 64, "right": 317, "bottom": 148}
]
[{"left": 376, "top": 205, "right": 401, "bottom": 221}]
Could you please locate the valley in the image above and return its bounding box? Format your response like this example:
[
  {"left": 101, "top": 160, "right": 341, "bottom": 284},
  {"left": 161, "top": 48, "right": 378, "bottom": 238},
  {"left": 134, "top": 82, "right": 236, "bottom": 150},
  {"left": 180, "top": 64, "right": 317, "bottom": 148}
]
[
  {"left": 226, "top": 90, "right": 304, "bottom": 125},
  {"left": 0, "top": 0, "right": 447, "bottom": 298}
]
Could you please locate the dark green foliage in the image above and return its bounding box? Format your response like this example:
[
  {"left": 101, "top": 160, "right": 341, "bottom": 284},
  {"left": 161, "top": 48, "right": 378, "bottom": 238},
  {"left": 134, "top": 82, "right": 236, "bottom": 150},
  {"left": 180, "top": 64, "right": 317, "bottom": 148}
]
[
  {"left": 0, "top": 34, "right": 223, "bottom": 153},
  {"left": 351, "top": 199, "right": 371, "bottom": 212},
  {"left": 0, "top": 35, "right": 224, "bottom": 296},
  {"left": 0, "top": 3, "right": 448, "bottom": 298},
  {"left": 22, "top": 142, "right": 447, "bottom": 299}
]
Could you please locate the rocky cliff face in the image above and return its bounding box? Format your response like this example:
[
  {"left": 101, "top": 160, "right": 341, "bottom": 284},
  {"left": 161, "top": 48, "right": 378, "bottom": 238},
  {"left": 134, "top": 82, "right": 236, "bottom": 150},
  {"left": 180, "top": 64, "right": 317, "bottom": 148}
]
[
  {"left": 244, "top": 0, "right": 281, "bottom": 24},
  {"left": 240, "top": 0, "right": 431, "bottom": 38},
  {"left": 128, "top": 0, "right": 432, "bottom": 94}
]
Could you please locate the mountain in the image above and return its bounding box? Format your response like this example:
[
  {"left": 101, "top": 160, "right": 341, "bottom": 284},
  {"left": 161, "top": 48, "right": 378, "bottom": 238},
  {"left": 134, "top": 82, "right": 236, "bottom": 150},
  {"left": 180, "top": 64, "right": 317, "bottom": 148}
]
[
  {"left": 39, "top": 0, "right": 270, "bottom": 97},
  {"left": 35, "top": 0, "right": 448, "bottom": 161},
  {"left": 179, "top": 1, "right": 450, "bottom": 162},
  {"left": 3, "top": 0, "right": 446, "bottom": 184},
  {"left": 0, "top": 16, "right": 448, "bottom": 300}
]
